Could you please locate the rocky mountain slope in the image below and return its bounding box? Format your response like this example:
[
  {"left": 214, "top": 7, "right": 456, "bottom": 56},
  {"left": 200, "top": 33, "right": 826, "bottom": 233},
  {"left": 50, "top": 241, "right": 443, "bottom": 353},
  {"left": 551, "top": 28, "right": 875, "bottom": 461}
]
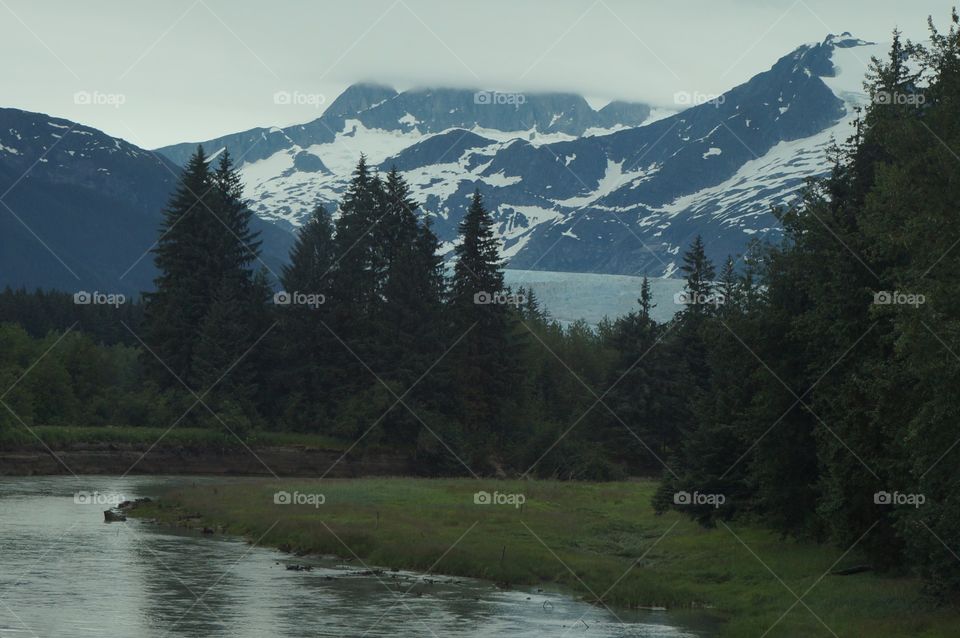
[{"left": 156, "top": 33, "right": 883, "bottom": 276}]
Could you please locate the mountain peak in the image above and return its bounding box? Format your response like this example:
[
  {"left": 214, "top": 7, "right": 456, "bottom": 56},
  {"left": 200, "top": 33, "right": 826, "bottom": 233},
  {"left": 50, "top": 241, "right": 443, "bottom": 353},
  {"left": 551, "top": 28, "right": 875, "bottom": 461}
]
[{"left": 323, "top": 82, "right": 398, "bottom": 118}]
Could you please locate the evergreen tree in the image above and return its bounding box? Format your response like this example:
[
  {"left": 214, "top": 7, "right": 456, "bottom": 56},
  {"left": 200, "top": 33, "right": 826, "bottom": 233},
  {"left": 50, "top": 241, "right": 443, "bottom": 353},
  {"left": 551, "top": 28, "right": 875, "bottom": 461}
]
[
  {"left": 329, "top": 156, "right": 382, "bottom": 320},
  {"left": 602, "top": 296, "right": 689, "bottom": 475},
  {"left": 451, "top": 190, "right": 505, "bottom": 307},
  {"left": 377, "top": 168, "right": 446, "bottom": 444},
  {"left": 679, "top": 234, "right": 717, "bottom": 315},
  {"left": 143, "top": 146, "right": 217, "bottom": 386},
  {"left": 639, "top": 276, "right": 654, "bottom": 320},
  {"left": 272, "top": 205, "right": 338, "bottom": 430},
  {"left": 717, "top": 256, "right": 737, "bottom": 311},
  {"left": 448, "top": 190, "right": 517, "bottom": 455},
  {"left": 143, "top": 145, "right": 265, "bottom": 414},
  {"left": 192, "top": 277, "right": 259, "bottom": 405},
  {"left": 281, "top": 205, "right": 336, "bottom": 293},
  {"left": 210, "top": 150, "right": 262, "bottom": 277},
  {"left": 327, "top": 157, "right": 384, "bottom": 396}
]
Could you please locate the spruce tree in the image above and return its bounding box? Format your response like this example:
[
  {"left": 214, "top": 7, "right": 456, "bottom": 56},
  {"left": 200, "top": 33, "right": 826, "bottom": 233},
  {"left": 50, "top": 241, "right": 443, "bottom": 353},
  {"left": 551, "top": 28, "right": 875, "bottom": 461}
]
[
  {"left": 639, "top": 276, "right": 654, "bottom": 320},
  {"left": 272, "top": 205, "right": 338, "bottom": 429},
  {"left": 144, "top": 146, "right": 266, "bottom": 412},
  {"left": 210, "top": 150, "right": 262, "bottom": 277},
  {"left": 717, "top": 256, "right": 737, "bottom": 310},
  {"left": 143, "top": 146, "right": 217, "bottom": 386},
  {"left": 330, "top": 156, "right": 382, "bottom": 316},
  {"left": 680, "top": 234, "right": 716, "bottom": 314},
  {"left": 448, "top": 190, "right": 517, "bottom": 453},
  {"left": 451, "top": 190, "right": 505, "bottom": 307},
  {"left": 377, "top": 168, "right": 446, "bottom": 444},
  {"left": 326, "top": 157, "right": 384, "bottom": 398}
]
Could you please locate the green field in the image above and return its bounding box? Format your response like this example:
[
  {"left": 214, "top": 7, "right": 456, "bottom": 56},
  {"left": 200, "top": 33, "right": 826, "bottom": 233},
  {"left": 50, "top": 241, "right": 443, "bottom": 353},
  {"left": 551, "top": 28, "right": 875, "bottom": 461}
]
[{"left": 132, "top": 478, "right": 960, "bottom": 637}]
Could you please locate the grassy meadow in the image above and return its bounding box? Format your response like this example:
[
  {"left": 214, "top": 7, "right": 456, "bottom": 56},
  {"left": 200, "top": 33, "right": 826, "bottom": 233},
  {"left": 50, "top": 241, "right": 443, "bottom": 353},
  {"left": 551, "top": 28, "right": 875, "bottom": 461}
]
[{"left": 131, "top": 478, "right": 960, "bottom": 637}]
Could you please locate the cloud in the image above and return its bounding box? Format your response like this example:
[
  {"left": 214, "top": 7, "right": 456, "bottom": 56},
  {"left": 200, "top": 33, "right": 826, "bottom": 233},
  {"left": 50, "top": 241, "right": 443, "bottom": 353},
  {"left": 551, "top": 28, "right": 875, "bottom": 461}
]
[{"left": 0, "top": 0, "right": 952, "bottom": 147}]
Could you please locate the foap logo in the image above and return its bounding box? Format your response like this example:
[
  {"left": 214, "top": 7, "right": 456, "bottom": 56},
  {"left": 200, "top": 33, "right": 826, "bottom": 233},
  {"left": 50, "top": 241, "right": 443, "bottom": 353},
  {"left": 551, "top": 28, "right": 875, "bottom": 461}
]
[
  {"left": 874, "top": 90, "right": 925, "bottom": 107},
  {"left": 73, "top": 90, "right": 126, "bottom": 108},
  {"left": 74, "top": 491, "right": 126, "bottom": 506},
  {"left": 873, "top": 290, "right": 925, "bottom": 307},
  {"left": 673, "top": 91, "right": 725, "bottom": 108},
  {"left": 74, "top": 290, "right": 126, "bottom": 307},
  {"left": 273, "top": 90, "right": 326, "bottom": 108},
  {"left": 273, "top": 490, "right": 325, "bottom": 508},
  {"left": 473, "top": 91, "right": 527, "bottom": 107},
  {"left": 673, "top": 490, "right": 726, "bottom": 509},
  {"left": 473, "top": 291, "right": 526, "bottom": 306},
  {"left": 273, "top": 290, "right": 325, "bottom": 308},
  {"left": 473, "top": 490, "right": 526, "bottom": 509},
  {"left": 874, "top": 490, "right": 925, "bottom": 508},
  {"left": 673, "top": 291, "right": 725, "bottom": 307}
]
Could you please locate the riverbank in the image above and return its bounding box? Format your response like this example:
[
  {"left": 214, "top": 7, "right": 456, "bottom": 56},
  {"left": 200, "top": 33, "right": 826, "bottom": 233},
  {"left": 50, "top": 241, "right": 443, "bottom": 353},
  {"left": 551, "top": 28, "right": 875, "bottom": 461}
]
[
  {"left": 0, "top": 426, "right": 411, "bottom": 476},
  {"left": 130, "top": 478, "right": 960, "bottom": 637}
]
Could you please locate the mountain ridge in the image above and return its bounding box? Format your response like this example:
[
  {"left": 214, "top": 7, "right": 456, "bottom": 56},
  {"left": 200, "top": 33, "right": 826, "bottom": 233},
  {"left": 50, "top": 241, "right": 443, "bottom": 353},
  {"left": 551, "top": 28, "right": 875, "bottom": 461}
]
[
  {"left": 0, "top": 107, "right": 294, "bottom": 295},
  {"left": 151, "top": 33, "right": 880, "bottom": 276},
  {"left": 0, "top": 32, "right": 886, "bottom": 299}
]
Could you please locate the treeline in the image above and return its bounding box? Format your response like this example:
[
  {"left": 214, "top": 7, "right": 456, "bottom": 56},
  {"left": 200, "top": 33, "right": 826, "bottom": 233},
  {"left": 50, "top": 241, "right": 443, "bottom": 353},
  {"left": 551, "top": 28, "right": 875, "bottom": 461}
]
[
  {"left": 0, "top": 286, "right": 143, "bottom": 345},
  {"left": 0, "top": 323, "right": 156, "bottom": 428},
  {"left": 654, "top": 16, "right": 960, "bottom": 595},
  {"left": 139, "top": 147, "right": 629, "bottom": 472}
]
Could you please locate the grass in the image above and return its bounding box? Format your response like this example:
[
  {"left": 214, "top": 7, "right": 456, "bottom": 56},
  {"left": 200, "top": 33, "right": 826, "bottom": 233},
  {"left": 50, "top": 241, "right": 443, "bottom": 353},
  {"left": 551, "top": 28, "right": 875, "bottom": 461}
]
[
  {"left": 0, "top": 424, "right": 349, "bottom": 450},
  {"left": 131, "top": 477, "right": 960, "bottom": 637}
]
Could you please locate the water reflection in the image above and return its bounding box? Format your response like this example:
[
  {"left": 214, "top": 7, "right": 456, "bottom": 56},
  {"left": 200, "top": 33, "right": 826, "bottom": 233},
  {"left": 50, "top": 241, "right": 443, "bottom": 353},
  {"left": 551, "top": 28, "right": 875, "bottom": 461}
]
[{"left": 0, "top": 476, "right": 704, "bottom": 637}]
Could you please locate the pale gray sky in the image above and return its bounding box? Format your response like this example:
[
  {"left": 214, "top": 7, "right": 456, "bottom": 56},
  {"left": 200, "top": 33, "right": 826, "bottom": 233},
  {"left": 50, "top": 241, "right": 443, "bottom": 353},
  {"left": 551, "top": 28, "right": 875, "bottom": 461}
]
[{"left": 0, "top": 0, "right": 953, "bottom": 148}]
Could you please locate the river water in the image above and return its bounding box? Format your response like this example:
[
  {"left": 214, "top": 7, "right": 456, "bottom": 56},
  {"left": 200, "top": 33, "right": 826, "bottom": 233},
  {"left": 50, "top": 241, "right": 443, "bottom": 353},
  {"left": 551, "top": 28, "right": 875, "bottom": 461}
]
[{"left": 0, "top": 476, "right": 708, "bottom": 637}]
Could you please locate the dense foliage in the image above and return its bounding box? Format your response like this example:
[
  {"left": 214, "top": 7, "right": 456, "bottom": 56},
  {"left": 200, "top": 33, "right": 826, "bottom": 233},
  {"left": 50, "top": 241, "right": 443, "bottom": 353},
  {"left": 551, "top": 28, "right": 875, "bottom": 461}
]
[{"left": 661, "top": 15, "right": 960, "bottom": 596}]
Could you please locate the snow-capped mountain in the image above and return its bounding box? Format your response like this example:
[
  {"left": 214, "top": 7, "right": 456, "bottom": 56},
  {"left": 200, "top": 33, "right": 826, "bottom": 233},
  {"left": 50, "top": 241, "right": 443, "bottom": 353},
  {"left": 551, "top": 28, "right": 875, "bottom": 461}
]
[
  {"left": 157, "top": 33, "right": 883, "bottom": 276},
  {"left": 155, "top": 87, "right": 660, "bottom": 230},
  {"left": 1, "top": 32, "right": 887, "bottom": 306},
  {"left": 0, "top": 108, "right": 294, "bottom": 295}
]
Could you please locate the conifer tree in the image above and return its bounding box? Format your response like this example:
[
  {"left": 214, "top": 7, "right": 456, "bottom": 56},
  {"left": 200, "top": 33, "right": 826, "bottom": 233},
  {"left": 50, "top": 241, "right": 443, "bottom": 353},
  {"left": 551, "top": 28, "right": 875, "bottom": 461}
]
[
  {"left": 327, "top": 157, "right": 384, "bottom": 393},
  {"left": 602, "top": 285, "right": 688, "bottom": 475},
  {"left": 680, "top": 234, "right": 716, "bottom": 314},
  {"left": 330, "top": 156, "right": 382, "bottom": 318},
  {"left": 717, "top": 256, "right": 737, "bottom": 310},
  {"left": 211, "top": 150, "right": 262, "bottom": 276},
  {"left": 272, "top": 205, "right": 338, "bottom": 428},
  {"left": 281, "top": 205, "right": 336, "bottom": 294},
  {"left": 144, "top": 146, "right": 265, "bottom": 405},
  {"left": 448, "top": 190, "right": 517, "bottom": 451},
  {"left": 143, "top": 146, "right": 217, "bottom": 386},
  {"left": 639, "top": 276, "right": 654, "bottom": 320},
  {"left": 377, "top": 168, "right": 446, "bottom": 443}
]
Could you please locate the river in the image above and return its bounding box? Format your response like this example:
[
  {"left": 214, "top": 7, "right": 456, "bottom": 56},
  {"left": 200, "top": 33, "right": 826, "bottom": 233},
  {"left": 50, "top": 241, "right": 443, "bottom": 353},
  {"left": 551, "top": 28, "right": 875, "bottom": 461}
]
[{"left": 0, "top": 476, "right": 709, "bottom": 637}]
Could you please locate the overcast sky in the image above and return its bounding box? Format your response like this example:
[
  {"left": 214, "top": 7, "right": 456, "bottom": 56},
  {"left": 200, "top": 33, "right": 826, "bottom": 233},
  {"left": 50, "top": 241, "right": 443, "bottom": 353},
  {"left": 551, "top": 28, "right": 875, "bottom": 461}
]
[{"left": 0, "top": 0, "right": 954, "bottom": 148}]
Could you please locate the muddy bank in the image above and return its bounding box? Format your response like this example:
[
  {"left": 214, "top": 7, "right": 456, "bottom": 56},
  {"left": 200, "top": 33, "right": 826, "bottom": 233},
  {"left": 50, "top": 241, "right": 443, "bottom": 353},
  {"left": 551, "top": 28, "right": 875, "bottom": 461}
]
[{"left": 0, "top": 442, "right": 413, "bottom": 476}]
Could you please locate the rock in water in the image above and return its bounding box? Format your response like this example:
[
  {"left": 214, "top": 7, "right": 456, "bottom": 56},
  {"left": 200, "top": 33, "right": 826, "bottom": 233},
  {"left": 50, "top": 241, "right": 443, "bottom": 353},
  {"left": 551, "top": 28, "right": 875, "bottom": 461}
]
[{"left": 104, "top": 509, "right": 126, "bottom": 523}]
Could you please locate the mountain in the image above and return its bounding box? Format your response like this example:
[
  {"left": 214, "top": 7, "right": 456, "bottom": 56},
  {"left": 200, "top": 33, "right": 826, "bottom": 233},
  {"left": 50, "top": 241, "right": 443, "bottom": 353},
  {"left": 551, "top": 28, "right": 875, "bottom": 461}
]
[
  {"left": 1, "top": 32, "right": 886, "bottom": 309},
  {"left": 156, "top": 86, "right": 659, "bottom": 231},
  {"left": 0, "top": 108, "right": 295, "bottom": 296},
  {"left": 156, "top": 33, "right": 882, "bottom": 275}
]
